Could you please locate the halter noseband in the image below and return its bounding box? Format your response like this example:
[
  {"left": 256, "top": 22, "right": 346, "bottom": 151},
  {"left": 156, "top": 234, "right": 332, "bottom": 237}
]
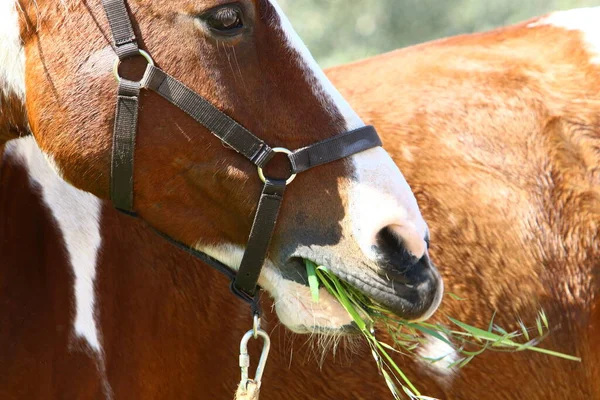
[{"left": 102, "top": 0, "right": 382, "bottom": 304}]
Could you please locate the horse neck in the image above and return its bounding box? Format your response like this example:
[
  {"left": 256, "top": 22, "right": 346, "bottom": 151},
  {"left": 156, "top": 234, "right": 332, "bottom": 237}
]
[
  {"left": 1, "top": 136, "right": 255, "bottom": 398},
  {"left": 95, "top": 200, "right": 249, "bottom": 398}
]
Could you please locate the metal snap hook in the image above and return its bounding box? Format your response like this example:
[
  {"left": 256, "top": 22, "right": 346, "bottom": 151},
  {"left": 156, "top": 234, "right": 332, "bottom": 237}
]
[{"left": 239, "top": 327, "right": 271, "bottom": 392}]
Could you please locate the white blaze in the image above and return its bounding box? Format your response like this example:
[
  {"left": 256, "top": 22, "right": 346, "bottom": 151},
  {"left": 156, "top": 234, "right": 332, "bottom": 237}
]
[
  {"left": 268, "top": 0, "right": 365, "bottom": 130},
  {"left": 349, "top": 148, "right": 428, "bottom": 260},
  {"left": 270, "top": 1, "right": 428, "bottom": 260}
]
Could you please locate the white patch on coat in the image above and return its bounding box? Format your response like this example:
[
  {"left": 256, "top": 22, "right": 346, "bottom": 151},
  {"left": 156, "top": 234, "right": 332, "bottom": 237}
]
[
  {"left": 418, "top": 333, "right": 459, "bottom": 382},
  {"left": 8, "top": 137, "right": 103, "bottom": 351},
  {"left": 5, "top": 137, "right": 112, "bottom": 398},
  {"left": 198, "top": 243, "right": 353, "bottom": 333},
  {"left": 0, "top": 0, "right": 26, "bottom": 101},
  {"left": 528, "top": 7, "right": 600, "bottom": 64}
]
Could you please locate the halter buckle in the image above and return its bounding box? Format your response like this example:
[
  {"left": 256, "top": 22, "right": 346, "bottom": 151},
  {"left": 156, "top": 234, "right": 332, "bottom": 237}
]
[{"left": 257, "top": 147, "right": 297, "bottom": 185}]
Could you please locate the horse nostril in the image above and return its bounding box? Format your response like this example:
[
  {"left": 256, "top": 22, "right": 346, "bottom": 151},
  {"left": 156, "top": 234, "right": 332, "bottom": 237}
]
[{"left": 376, "top": 225, "right": 427, "bottom": 273}]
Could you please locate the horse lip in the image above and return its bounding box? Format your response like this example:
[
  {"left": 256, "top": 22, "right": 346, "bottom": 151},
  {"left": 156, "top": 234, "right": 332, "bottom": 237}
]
[
  {"left": 302, "top": 323, "right": 360, "bottom": 335},
  {"left": 283, "top": 254, "right": 443, "bottom": 321},
  {"left": 332, "top": 266, "right": 443, "bottom": 321}
]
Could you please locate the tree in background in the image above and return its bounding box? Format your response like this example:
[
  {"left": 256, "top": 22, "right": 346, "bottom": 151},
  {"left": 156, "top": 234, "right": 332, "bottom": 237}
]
[{"left": 279, "top": 0, "right": 598, "bottom": 68}]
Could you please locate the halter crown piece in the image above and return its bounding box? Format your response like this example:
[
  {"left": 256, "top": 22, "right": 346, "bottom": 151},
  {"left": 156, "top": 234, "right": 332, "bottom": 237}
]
[{"left": 102, "top": 0, "right": 382, "bottom": 304}]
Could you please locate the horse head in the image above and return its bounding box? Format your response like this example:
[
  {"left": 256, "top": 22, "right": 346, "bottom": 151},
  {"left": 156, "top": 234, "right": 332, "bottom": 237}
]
[{"left": 14, "top": 0, "right": 443, "bottom": 333}]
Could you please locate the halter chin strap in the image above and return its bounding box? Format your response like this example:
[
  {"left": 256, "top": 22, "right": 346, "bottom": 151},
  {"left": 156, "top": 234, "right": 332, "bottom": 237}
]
[{"left": 102, "top": 0, "right": 382, "bottom": 301}]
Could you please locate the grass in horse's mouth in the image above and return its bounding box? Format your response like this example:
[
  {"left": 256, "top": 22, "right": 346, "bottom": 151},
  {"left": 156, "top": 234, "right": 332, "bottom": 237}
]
[{"left": 303, "top": 260, "right": 580, "bottom": 400}]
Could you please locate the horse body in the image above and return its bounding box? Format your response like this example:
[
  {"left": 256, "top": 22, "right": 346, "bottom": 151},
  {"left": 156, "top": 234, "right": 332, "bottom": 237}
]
[
  {"left": 325, "top": 7, "right": 600, "bottom": 398},
  {"left": 1, "top": 3, "right": 599, "bottom": 400}
]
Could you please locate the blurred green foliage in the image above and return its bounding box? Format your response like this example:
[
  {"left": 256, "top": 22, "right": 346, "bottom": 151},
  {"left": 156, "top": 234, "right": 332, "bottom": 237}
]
[{"left": 279, "top": 0, "right": 599, "bottom": 68}]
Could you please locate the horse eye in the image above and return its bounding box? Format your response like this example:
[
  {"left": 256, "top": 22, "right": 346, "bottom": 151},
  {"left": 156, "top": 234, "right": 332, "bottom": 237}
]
[{"left": 204, "top": 6, "right": 244, "bottom": 35}]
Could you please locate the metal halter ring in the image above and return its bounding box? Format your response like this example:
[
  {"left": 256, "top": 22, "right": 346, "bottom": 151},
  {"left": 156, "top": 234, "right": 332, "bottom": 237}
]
[
  {"left": 257, "top": 148, "right": 297, "bottom": 185},
  {"left": 113, "top": 50, "right": 155, "bottom": 83}
]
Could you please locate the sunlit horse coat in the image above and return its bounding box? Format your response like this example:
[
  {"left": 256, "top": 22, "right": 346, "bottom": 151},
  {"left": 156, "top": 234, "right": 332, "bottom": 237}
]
[
  {"left": 1, "top": 0, "right": 439, "bottom": 398},
  {"left": 1, "top": 3, "right": 599, "bottom": 400}
]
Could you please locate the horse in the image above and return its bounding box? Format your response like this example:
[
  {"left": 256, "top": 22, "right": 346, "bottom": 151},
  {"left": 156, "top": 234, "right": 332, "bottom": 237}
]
[
  {"left": 1, "top": 0, "right": 444, "bottom": 398},
  {"left": 3, "top": 2, "right": 598, "bottom": 400},
  {"left": 323, "top": 6, "right": 600, "bottom": 398}
]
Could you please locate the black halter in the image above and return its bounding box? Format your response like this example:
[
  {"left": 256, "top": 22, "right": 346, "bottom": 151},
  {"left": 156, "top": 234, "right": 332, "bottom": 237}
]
[{"left": 102, "top": 0, "right": 382, "bottom": 306}]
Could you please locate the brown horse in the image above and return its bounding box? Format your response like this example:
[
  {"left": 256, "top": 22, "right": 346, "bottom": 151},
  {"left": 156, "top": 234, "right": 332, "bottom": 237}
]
[
  {"left": 2, "top": 3, "right": 599, "bottom": 400},
  {"left": 324, "top": 7, "right": 600, "bottom": 398},
  {"left": 1, "top": 0, "right": 442, "bottom": 398}
]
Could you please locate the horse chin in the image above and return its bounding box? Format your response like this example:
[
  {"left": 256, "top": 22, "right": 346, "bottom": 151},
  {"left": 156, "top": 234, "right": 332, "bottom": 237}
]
[
  {"left": 272, "top": 283, "right": 358, "bottom": 335},
  {"left": 259, "top": 266, "right": 359, "bottom": 335}
]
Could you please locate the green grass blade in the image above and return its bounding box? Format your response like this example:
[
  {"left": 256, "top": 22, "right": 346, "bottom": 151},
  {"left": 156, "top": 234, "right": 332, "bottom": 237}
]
[
  {"left": 316, "top": 267, "right": 368, "bottom": 332},
  {"left": 446, "top": 358, "right": 466, "bottom": 369},
  {"left": 406, "top": 323, "right": 454, "bottom": 347},
  {"left": 517, "top": 318, "right": 530, "bottom": 341},
  {"left": 446, "top": 293, "right": 466, "bottom": 301},
  {"left": 536, "top": 316, "right": 544, "bottom": 337},
  {"left": 487, "top": 311, "right": 497, "bottom": 333},
  {"left": 459, "top": 355, "right": 475, "bottom": 368},
  {"left": 515, "top": 345, "right": 582, "bottom": 362},
  {"left": 373, "top": 340, "right": 421, "bottom": 396},
  {"left": 448, "top": 317, "right": 518, "bottom": 345},
  {"left": 304, "top": 260, "right": 320, "bottom": 303},
  {"left": 308, "top": 260, "right": 580, "bottom": 399},
  {"left": 539, "top": 309, "right": 549, "bottom": 329},
  {"left": 381, "top": 369, "right": 402, "bottom": 400}
]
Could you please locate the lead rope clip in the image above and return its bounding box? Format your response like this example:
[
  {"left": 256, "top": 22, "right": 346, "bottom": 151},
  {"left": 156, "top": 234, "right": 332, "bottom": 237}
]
[{"left": 236, "top": 315, "right": 270, "bottom": 400}]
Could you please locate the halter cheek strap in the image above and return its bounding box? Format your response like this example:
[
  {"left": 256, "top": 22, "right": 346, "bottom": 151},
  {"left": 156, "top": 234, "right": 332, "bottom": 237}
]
[{"left": 102, "top": 0, "right": 382, "bottom": 301}]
